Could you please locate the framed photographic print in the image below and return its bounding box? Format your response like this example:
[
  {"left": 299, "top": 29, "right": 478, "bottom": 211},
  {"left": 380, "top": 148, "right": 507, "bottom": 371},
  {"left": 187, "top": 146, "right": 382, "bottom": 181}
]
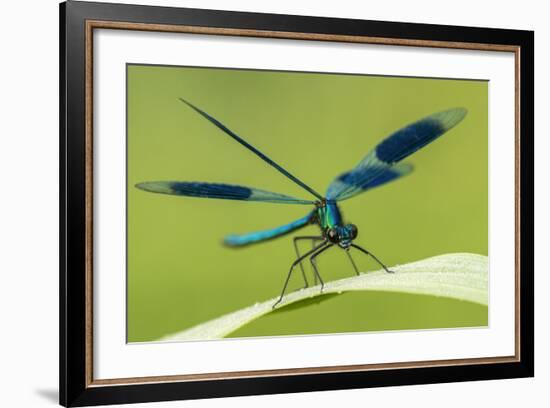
[{"left": 59, "top": 1, "right": 534, "bottom": 406}]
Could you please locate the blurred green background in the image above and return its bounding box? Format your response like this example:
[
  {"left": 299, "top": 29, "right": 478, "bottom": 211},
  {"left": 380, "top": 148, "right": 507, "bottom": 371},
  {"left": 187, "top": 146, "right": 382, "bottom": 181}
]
[{"left": 127, "top": 64, "right": 488, "bottom": 342}]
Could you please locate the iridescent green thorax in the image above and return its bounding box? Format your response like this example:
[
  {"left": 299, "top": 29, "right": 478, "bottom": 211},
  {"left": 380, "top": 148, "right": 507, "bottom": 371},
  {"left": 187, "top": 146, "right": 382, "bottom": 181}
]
[{"left": 316, "top": 200, "right": 344, "bottom": 230}]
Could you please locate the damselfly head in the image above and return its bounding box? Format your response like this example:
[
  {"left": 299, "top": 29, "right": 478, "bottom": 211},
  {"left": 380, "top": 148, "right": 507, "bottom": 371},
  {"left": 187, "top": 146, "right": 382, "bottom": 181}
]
[{"left": 327, "top": 224, "right": 358, "bottom": 247}]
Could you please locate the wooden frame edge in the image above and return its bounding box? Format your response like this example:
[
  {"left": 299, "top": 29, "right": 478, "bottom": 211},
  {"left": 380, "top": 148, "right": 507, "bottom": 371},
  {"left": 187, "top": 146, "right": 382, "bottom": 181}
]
[
  {"left": 88, "top": 19, "right": 520, "bottom": 52},
  {"left": 89, "top": 356, "right": 519, "bottom": 387}
]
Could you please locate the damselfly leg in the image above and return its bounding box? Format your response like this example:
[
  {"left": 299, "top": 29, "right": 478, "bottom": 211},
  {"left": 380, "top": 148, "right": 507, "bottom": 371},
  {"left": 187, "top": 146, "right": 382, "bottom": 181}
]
[
  {"left": 310, "top": 244, "right": 333, "bottom": 291},
  {"left": 273, "top": 241, "right": 328, "bottom": 309},
  {"left": 345, "top": 249, "right": 360, "bottom": 276},
  {"left": 293, "top": 236, "right": 324, "bottom": 288},
  {"left": 350, "top": 243, "right": 394, "bottom": 274}
]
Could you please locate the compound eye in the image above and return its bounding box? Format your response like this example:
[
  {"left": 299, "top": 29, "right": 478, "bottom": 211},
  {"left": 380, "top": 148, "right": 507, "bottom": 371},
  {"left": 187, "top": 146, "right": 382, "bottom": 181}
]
[
  {"left": 327, "top": 229, "right": 339, "bottom": 243},
  {"left": 349, "top": 224, "right": 358, "bottom": 239}
]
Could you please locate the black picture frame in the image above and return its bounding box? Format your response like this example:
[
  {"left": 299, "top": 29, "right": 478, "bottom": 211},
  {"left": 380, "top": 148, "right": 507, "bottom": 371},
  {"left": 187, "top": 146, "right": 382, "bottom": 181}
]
[{"left": 60, "top": 1, "right": 534, "bottom": 406}]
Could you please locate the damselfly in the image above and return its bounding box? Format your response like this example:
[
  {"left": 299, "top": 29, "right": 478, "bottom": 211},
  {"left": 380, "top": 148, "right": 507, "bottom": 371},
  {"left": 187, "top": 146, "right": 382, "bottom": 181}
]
[{"left": 136, "top": 99, "right": 467, "bottom": 307}]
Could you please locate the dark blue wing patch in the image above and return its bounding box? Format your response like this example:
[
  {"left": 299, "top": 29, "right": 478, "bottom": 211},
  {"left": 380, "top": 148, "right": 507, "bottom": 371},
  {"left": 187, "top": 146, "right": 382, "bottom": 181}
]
[
  {"left": 136, "top": 181, "right": 315, "bottom": 204},
  {"left": 376, "top": 108, "right": 467, "bottom": 164},
  {"left": 224, "top": 213, "right": 313, "bottom": 247},
  {"left": 167, "top": 182, "right": 251, "bottom": 200}
]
